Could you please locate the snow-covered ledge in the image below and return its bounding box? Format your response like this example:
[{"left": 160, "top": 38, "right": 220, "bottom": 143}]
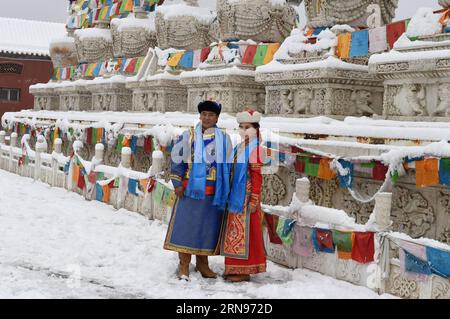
[{"left": 262, "top": 177, "right": 450, "bottom": 299}]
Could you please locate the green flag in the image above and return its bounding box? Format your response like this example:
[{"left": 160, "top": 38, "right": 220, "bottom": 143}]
[{"left": 252, "top": 44, "right": 269, "bottom": 66}]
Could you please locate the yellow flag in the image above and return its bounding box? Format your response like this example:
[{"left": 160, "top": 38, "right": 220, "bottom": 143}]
[
  {"left": 167, "top": 51, "right": 184, "bottom": 67},
  {"left": 263, "top": 43, "right": 281, "bottom": 65}
]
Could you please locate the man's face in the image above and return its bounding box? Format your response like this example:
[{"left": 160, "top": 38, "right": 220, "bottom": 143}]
[{"left": 200, "top": 111, "right": 219, "bottom": 130}]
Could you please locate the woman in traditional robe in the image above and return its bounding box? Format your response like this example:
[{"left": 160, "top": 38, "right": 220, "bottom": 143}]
[{"left": 220, "top": 109, "right": 267, "bottom": 282}]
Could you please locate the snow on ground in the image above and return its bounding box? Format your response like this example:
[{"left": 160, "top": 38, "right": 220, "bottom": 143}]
[{"left": 0, "top": 169, "right": 395, "bottom": 299}]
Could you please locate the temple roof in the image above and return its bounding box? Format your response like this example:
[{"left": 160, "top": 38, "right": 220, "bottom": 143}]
[{"left": 0, "top": 17, "right": 66, "bottom": 57}]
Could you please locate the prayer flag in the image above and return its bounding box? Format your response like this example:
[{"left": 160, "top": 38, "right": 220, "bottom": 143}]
[
  {"left": 387, "top": 20, "right": 406, "bottom": 49},
  {"left": 178, "top": 50, "right": 194, "bottom": 68},
  {"left": 439, "top": 158, "right": 450, "bottom": 187},
  {"left": 369, "top": 26, "right": 388, "bottom": 53},
  {"left": 252, "top": 44, "right": 268, "bottom": 66},
  {"left": 263, "top": 43, "right": 281, "bottom": 65},
  {"left": 415, "top": 158, "right": 439, "bottom": 188},
  {"left": 312, "top": 228, "right": 334, "bottom": 254},
  {"left": 351, "top": 232, "right": 375, "bottom": 264},
  {"left": 332, "top": 230, "right": 353, "bottom": 259},
  {"left": 349, "top": 29, "right": 369, "bottom": 57},
  {"left": 336, "top": 33, "right": 351, "bottom": 59},
  {"left": 242, "top": 45, "right": 257, "bottom": 65}
]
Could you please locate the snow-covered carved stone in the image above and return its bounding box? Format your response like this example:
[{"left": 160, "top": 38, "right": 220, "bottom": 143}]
[
  {"left": 50, "top": 35, "right": 79, "bottom": 68},
  {"left": 155, "top": 3, "right": 218, "bottom": 50},
  {"left": 256, "top": 65, "right": 384, "bottom": 117},
  {"left": 433, "top": 83, "right": 450, "bottom": 117},
  {"left": 262, "top": 173, "right": 288, "bottom": 206},
  {"left": 181, "top": 67, "right": 264, "bottom": 114},
  {"left": 111, "top": 15, "right": 157, "bottom": 58},
  {"left": 88, "top": 81, "right": 132, "bottom": 112},
  {"left": 217, "top": 0, "right": 296, "bottom": 43},
  {"left": 387, "top": 266, "right": 420, "bottom": 299},
  {"left": 392, "top": 185, "right": 435, "bottom": 239},
  {"left": 55, "top": 84, "right": 92, "bottom": 111},
  {"left": 366, "top": 4, "right": 382, "bottom": 29},
  {"left": 432, "top": 276, "right": 450, "bottom": 299},
  {"left": 30, "top": 87, "right": 60, "bottom": 111},
  {"left": 303, "top": 0, "right": 399, "bottom": 28},
  {"left": 393, "top": 84, "right": 427, "bottom": 116},
  {"left": 352, "top": 89, "right": 376, "bottom": 116},
  {"left": 293, "top": 89, "right": 314, "bottom": 115},
  {"left": 74, "top": 28, "right": 114, "bottom": 64},
  {"left": 335, "top": 259, "right": 362, "bottom": 284},
  {"left": 373, "top": 192, "right": 392, "bottom": 229},
  {"left": 295, "top": 177, "right": 310, "bottom": 203}
]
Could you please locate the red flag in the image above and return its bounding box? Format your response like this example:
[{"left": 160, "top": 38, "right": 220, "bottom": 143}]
[
  {"left": 124, "top": 58, "right": 137, "bottom": 74},
  {"left": 77, "top": 172, "right": 86, "bottom": 190},
  {"left": 242, "top": 45, "right": 258, "bottom": 65},
  {"left": 144, "top": 136, "right": 153, "bottom": 154},
  {"left": 373, "top": 161, "right": 388, "bottom": 181},
  {"left": 264, "top": 213, "right": 283, "bottom": 245},
  {"left": 351, "top": 232, "right": 375, "bottom": 264},
  {"left": 200, "top": 47, "right": 210, "bottom": 63},
  {"left": 86, "top": 127, "right": 93, "bottom": 145},
  {"left": 386, "top": 20, "right": 406, "bottom": 49}
]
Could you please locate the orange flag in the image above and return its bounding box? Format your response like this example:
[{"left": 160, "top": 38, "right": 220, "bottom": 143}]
[
  {"left": 336, "top": 33, "right": 351, "bottom": 59},
  {"left": 415, "top": 158, "right": 439, "bottom": 188},
  {"left": 318, "top": 158, "right": 337, "bottom": 180},
  {"left": 102, "top": 184, "right": 110, "bottom": 203},
  {"left": 72, "top": 164, "right": 80, "bottom": 184}
]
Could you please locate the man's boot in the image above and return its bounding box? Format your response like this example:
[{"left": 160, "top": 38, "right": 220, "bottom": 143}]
[
  {"left": 178, "top": 253, "right": 191, "bottom": 280},
  {"left": 195, "top": 255, "right": 217, "bottom": 279}
]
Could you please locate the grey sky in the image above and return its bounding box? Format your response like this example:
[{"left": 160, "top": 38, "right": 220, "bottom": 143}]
[{"left": 0, "top": 0, "right": 442, "bottom": 23}]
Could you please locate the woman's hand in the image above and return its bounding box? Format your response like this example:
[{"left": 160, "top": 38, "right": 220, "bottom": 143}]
[
  {"left": 250, "top": 205, "right": 257, "bottom": 214},
  {"left": 174, "top": 186, "right": 184, "bottom": 198}
]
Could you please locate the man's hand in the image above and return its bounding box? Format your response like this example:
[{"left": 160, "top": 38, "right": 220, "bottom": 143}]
[{"left": 174, "top": 186, "right": 185, "bottom": 198}]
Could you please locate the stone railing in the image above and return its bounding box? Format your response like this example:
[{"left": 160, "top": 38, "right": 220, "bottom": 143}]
[
  {"left": 1, "top": 130, "right": 449, "bottom": 298},
  {"left": 263, "top": 178, "right": 450, "bottom": 299},
  {"left": 0, "top": 130, "right": 170, "bottom": 223}
]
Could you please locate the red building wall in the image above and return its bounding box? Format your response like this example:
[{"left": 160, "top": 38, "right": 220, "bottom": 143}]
[{"left": 0, "top": 55, "right": 53, "bottom": 121}]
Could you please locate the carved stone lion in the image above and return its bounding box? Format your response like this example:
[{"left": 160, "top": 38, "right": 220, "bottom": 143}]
[
  {"left": 351, "top": 90, "right": 375, "bottom": 116},
  {"left": 394, "top": 84, "right": 427, "bottom": 116},
  {"left": 433, "top": 83, "right": 450, "bottom": 117},
  {"left": 293, "top": 89, "right": 314, "bottom": 114}
]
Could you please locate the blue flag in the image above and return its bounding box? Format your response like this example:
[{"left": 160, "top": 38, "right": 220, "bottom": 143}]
[
  {"left": 128, "top": 178, "right": 138, "bottom": 196},
  {"left": 178, "top": 51, "right": 194, "bottom": 68},
  {"left": 426, "top": 246, "right": 450, "bottom": 278},
  {"left": 95, "top": 183, "right": 103, "bottom": 201},
  {"left": 337, "top": 159, "right": 354, "bottom": 189},
  {"left": 349, "top": 30, "right": 369, "bottom": 58}
]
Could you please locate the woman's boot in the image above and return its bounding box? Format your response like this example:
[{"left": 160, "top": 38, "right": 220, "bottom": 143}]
[
  {"left": 195, "top": 255, "right": 217, "bottom": 278},
  {"left": 178, "top": 252, "right": 191, "bottom": 280}
]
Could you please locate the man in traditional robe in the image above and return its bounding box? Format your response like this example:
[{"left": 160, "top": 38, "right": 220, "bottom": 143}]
[{"left": 164, "top": 100, "right": 232, "bottom": 280}]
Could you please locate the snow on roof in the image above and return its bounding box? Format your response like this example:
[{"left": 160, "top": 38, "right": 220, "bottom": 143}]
[{"left": 0, "top": 17, "right": 66, "bottom": 57}]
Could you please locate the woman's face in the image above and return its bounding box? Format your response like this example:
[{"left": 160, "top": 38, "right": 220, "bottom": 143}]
[{"left": 238, "top": 122, "right": 257, "bottom": 140}]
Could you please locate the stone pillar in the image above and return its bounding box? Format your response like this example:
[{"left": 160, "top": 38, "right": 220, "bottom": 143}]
[
  {"left": 117, "top": 147, "right": 131, "bottom": 209},
  {"left": 0, "top": 131, "right": 4, "bottom": 170},
  {"left": 374, "top": 192, "right": 393, "bottom": 230},
  {"left": 94, "top": 143, "right": 104, "bottom": 162},
  {"left": 295, "top": 177, "right": 311, "bottom": 203},
  {"left": 52, "top": 138, "right": 63, "bottom": 187},
  {"left": 149, "top": 150, "right": 164, "bottom": 176},
  {"left": 35, "top": 136, "right": 47, "bottom": 181},
  {"left": 9, "top": 133, "right": 18, "bottom": 172}
]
